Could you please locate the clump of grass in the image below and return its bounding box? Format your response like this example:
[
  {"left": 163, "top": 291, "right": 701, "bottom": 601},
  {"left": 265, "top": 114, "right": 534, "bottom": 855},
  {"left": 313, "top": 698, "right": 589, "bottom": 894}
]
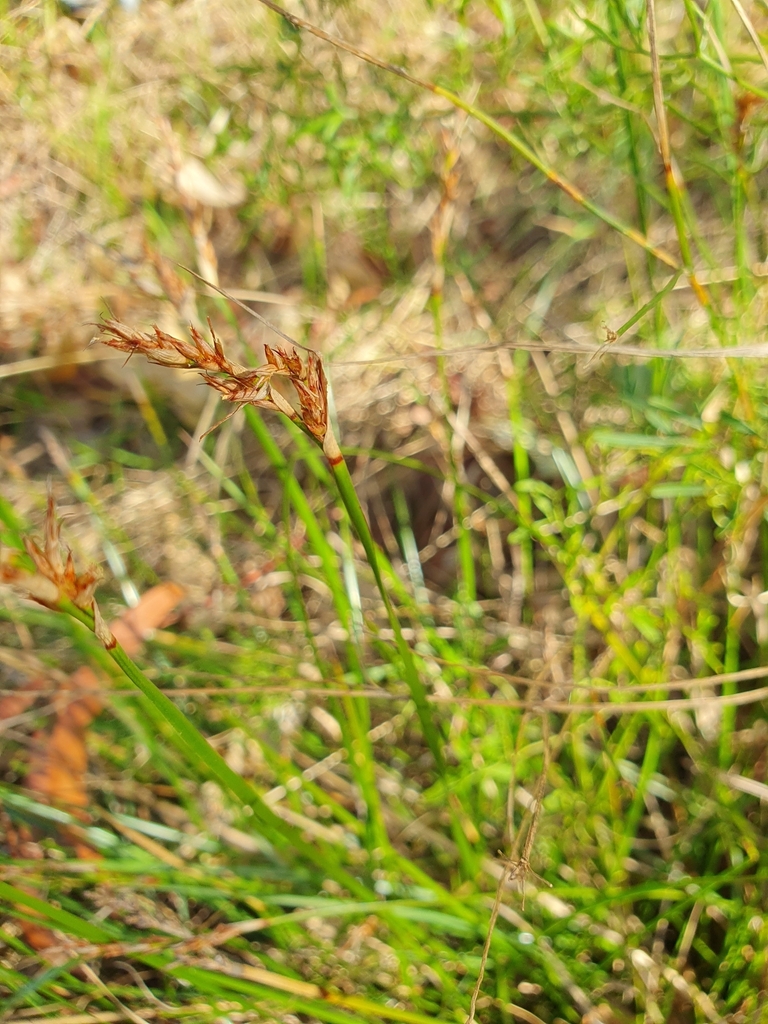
[{"left": 5, "top": 1, "right": 768, "bottom": 1022}]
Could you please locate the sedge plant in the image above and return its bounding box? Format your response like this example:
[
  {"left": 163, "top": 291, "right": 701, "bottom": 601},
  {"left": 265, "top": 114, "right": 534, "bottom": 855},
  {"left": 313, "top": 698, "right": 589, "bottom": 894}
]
[
  {"left": 0, "top": 487, "right": 371, "bottom": 896},
  {"left": 94, "top": 314, "right": 447, "bottom": 775}
]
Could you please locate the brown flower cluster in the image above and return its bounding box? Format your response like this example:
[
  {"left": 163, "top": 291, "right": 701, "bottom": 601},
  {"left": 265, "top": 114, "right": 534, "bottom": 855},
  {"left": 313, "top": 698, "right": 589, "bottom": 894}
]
[
  {"left": 96, "top": 318, "right": 329, "bottom": 444},
  {"left": 0, "top": 491, "right": 114, "bottom": 646},
  {"left": 262, "top": 345, "right": 328, "bottom": 443}
]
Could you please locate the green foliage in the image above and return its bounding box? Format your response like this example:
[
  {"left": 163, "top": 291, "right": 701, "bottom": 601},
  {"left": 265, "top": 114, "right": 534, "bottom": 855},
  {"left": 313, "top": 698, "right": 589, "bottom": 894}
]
[{"left": 3, "top": 0, "right": 768, "bottom": 1021}]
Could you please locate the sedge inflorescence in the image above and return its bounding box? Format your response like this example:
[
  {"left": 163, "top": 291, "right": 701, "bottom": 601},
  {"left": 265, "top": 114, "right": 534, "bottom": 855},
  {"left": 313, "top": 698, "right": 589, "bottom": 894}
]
[
  {"left": 96, "top": 318, "right": 330, "bottom": 447},
  {"left": 0, "top": 490, "right": 114, "bottom": 647}
]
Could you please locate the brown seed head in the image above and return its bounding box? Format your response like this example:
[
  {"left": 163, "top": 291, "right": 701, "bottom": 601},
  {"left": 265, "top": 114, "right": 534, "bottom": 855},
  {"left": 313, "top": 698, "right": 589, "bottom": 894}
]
[
  {"left": 265, "top": 345, "right": 328, "bottom": 442},
  {"left": 1, "top": 490, "right": 103, "bottom": 613},
  {"left": 97, "top": 317, "right": 241, "bottom": 374},
  {"left": 96, "top": 318, "right": 329, "bottom": 443}
]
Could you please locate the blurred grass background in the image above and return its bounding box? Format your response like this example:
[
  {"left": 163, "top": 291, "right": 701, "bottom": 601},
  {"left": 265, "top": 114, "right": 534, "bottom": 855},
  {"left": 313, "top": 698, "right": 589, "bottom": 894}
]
[{"left": 2, "top": 0, "right": 768, "bottom": 1021}]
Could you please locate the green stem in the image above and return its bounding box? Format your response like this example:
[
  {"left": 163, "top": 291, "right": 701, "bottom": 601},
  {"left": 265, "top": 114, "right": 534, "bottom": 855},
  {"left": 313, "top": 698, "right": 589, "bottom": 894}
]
[
  {"left": 506, "top": 350, "right": 534, "bottom": 618},
  {"left": 613, "top": 720, "right": 663, "bottom": 878},
  {"left": 329, "top": 450, "right": 446, "bottom": 775},
  {"left": 719, "top": 606, "right": 740, "bottom": 770},
  {"left": 429, "top": 286, "right": 477, "bottom": 634},
  {"left": 246, "top": 409, "right": 391, "bottom": 855},
  {"left": 245, "top": 409, "right": 351, "bottom": 620}
]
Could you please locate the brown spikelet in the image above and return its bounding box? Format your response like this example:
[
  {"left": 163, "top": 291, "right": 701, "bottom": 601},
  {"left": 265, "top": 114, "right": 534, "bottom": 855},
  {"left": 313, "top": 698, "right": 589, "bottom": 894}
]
[
  {"left": 96, "top": 318, "right": 240, "bottom": 374},
  {"left": 96, "top": 318, "right": 330, "bottom": 443},
  {"left": 2, "top": 489, "right": 103, "bottom": 613},
  {"left": 265, "top": 345, "right": 328, "bottom": 442}
]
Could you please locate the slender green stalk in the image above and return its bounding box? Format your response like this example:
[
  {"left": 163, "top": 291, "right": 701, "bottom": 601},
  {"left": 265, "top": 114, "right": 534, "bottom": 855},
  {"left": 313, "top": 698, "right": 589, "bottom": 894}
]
[
  {"left": 613, "top": 720, "right": 663, "bottom": 877},
  {"left": 391, "top": 485, "right": 431, "bottom": 613},
  {"left": 608, "top": 0, "right": 652, "bottom": 247},
  {"left": 245, "top": 409, "right": 351, "bottom": 621},
  {"left": 720, "top": 605, "right": 740, "bottom": 770},
  {"left": 615, "top": 271, "right": 682, "bottom": 339},
  {"left": 646, "top": 0, "right": 709, "bottom": 307},
  {"left": 706, "top": 0, "right": 751, "bottom": 307},
  {"left": 247, "top": 409, "right": 391, "bottom": 854},
  {"left": 505, "top": 351, "right": 534, "bottom": 619},
  {"left": 429, "top": 235, "right": 477, "bottom": 632},
  {"left": 329, "top": 451, "right": 446, "bottom": 774}
]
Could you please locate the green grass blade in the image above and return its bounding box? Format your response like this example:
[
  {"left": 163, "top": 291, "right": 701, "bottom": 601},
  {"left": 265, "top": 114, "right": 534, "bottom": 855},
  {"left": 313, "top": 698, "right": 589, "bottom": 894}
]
[{"left": 328, "top": 452, "right": 446, "bottom": 774}]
